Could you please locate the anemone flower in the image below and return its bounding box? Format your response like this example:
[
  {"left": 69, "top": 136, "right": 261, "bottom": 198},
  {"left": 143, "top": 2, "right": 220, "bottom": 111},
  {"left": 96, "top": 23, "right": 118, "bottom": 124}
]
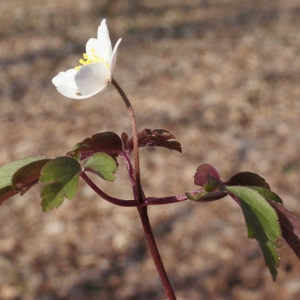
[{"left": 52, "top": 19, "right": 121, "bottom": 99}]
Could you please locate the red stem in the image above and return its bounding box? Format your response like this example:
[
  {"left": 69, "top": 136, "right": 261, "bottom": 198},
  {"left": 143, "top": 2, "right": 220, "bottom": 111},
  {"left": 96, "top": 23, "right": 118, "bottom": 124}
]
[
  {"left": 81, "top": 170, "right": 190, "bottom": 208},
  {"left": 144, "top": 194, "right": 188, "bottom": 206},
  {"left": 111, "top": 78, "right": 177, "bottom": 299},
  {"left": 80, "top": 172, "right": 138, "bottom": 207},
  {"left": 111, "top": 78, "right": 144, "bottom": 203},
  {"left": 138, "top": 206, "right": 177, "bottom": 300}
]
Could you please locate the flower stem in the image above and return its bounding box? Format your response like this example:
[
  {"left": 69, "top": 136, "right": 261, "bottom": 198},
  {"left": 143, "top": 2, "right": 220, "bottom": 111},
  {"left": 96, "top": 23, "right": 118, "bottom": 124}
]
[
  {"left": 111, "top": 78, "right": 177, "bottom": 299},
  {"left": 138, "top": 206, "right": 177, "bottom": 300},
  {"left": 111, "top": 78, "right": 144, "bottom": 203}
]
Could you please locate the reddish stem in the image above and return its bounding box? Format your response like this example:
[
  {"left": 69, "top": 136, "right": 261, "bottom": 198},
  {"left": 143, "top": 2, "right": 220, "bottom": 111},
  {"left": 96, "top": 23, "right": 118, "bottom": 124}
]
[
  {"left": 111, "top": 78, "right": 177, "bottom": 299},
  {"left": 138, "top": 206, "right": 177, "bottom": 300},
  {"left": 111, "top": 78, "right": 144, "bottom": 203},
  {"left": 82, "top": 170, "right": 190, "bottom": 209},
  {"left": 80, "top": 172, "right": 138, "bottom": 207},
  {"left": 144, "top": 194, "right": 188, "bottom": 206}
]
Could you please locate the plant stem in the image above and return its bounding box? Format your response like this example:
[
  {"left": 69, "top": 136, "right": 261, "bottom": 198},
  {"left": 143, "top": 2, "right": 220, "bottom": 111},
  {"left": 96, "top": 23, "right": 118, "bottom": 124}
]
[
  {"left": 138, "top": 206, "right": 177, "bottom": 300},
  {"left": 144, "top": 194, "right": 189, "bottom": 206},
  {"left": 80, "top": 171, "right": 138, "bottom": 207},
  {"left": 111, "top": 78, "right": 144, "bottom": 203},
  {"left": 111, "top": 78, "right": 177, "bottom": 299},
  {"left": 82, "top": 170, "right": 191, "bottom": 207}
]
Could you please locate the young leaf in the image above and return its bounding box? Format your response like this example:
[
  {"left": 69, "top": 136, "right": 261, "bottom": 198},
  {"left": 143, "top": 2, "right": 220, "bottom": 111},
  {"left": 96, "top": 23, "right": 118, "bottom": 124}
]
[
  {"left": 0, "top": 157, "right": 49, "bottom": 204},
  {"left": 227, "top": 186, "right": 281, "bottom": 281},
  {"left": 67, "top": 132, "right": 123, "bottom": 160},
  {"left": 68, "top": 142, "right": 84, "bottom": 161},
  {"left": 225, "top": 172, "right": 270, "bottom": 189},
  {"left": 186, "top": 190, "right": 227, "bottom": 202},
  {"left": 39, "top": 157, "right": 82, "bottom": 211},
  {"left": 268, "top": 200, "right": 300, "bottom": 259},
  {"left": 84, "top": 152, "right": 117, "bottom": 181},
  {"left": 204, "top": 174, "right": 226, "bottom": 193},
  {"left": 121, "top": 132, "right": 129, "bottom": 149},
  {"left": 194, "top": 164, "right": 221, "bottom": 187},
  {"left": 124, "top": 129, "right": 182, "bottom": 153}
]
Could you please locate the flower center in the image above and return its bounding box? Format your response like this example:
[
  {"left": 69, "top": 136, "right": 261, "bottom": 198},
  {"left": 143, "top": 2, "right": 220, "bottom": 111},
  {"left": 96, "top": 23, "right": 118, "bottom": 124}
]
[{"left": 75, "top": 48, "right": 110, "bottom": 71}]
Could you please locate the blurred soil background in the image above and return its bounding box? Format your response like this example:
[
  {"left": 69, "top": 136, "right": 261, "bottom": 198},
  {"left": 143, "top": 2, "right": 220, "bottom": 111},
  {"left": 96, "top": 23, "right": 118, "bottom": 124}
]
[{"left": 1, "top": 0, "right": 300, "bottom": 299}]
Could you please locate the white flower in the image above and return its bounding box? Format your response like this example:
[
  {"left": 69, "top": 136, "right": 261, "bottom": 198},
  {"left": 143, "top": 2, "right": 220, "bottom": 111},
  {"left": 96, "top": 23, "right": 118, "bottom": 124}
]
[{"left": 52, "top": 19, "right": 121, "bottom": 99}]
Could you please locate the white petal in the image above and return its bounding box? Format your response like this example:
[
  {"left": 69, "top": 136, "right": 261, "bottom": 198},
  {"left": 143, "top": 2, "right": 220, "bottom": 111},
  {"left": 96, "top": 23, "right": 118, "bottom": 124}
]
[
  {"left": 97, "top": 19, "right": 112, "bottom": 62},
  {"left": 52, "top": 69, "right": 77, "bottom": 90},
  {"left": 53, "top": 69, "right": 89, "bottom": 100},
  {"left": 56, "top": 84, "right": 93, "bottom": 100},
  {"left": 75, "top": 63, "right": 110, "bottom": 96},
  {"left": 86, "top": 38, "right": 101, "bottom": 59},
  {"left": 110, "top": 38, "right": 122, "bottom": 75}
]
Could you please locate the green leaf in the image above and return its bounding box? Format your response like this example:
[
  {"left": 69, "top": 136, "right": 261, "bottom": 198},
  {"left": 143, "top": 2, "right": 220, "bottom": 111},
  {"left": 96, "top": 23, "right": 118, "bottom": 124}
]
[
  {"left": 227, "top": 186, "right": 281, "bottom": 281},
  {"left": 248, "top": 186, "right": 283, "bottom": 204},
  {"left": 84, "top": 153, "right": 117, "bottom": 182},
  {"left": 39, "top": 157, "right": 82, "bottom": 211},
  {"left": 0, "top": 157, "right": 48, "bottom": 204}
]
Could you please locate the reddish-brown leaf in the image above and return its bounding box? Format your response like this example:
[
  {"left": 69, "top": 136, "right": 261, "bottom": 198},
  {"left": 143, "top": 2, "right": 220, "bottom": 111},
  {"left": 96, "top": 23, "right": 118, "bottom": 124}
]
[
  {"left": 225, "top": 172, "right": 270, "bottom": 189},
  {"left": 268, "top": 200, "right": 300, "bottom": 259},
  {"left": 124, "top": 129, "right": 182, "bottom": 153},
  {"left": 194, "top": 164, "right": 221, "bottom": 187},
  {"left": 68, "top": 132, "right": 123, "bottom": 160},
  {"left": 12, "top": 159, "right": 51, "bottom": 191}
]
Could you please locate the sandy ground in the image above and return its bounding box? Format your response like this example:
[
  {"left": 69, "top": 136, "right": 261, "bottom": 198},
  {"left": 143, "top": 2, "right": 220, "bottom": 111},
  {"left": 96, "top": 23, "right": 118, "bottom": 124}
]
[{"left": 1, "top": 0, "right": 300, "bottom": 299}]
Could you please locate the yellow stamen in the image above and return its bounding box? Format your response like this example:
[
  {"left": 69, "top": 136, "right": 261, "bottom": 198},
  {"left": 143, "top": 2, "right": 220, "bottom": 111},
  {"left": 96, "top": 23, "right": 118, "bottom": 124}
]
[{"left": 74, "top": 49, "right": 110, "bottom": 71}]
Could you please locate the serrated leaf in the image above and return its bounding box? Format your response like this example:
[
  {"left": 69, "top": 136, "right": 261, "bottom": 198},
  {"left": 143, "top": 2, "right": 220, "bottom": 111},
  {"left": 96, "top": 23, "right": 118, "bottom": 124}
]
[
  {"left": 0, "top": 157, "right": 49, "bottom": 204},
  {"left": 227, "top": 186, "right": 281, "bottom": 280},
  {"left": 124, "top": 129, "right": 182, "bottom": 153},
  {"left": 225, "top": 172, "right": 270, "bottom": 189},
  {"left": 194, "top": 164, "right": 221, "bottom": 187},
  {"left": 248, "top": 186, "right": 282, "bottom": 204},
  {"left": 39, "top": 157, "right": 82, "bottom": 211},
  {"left": 84, "top": 152, "right": 117, "bottom": 181},
  {"left": 260, "top": 241, "right": 280, "bottom": 280},
  {"left": 268, "top": 200, "right": 300, "bottom": 259},
  {"left": 67, "top": 132, "right": 123, "bottom": 160}
]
